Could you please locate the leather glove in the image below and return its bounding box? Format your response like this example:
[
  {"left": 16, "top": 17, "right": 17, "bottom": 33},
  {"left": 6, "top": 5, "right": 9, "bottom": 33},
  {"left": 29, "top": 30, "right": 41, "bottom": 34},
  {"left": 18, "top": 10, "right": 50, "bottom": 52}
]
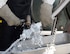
[{"left": 0, "top": 4, "right": 23, "bottom": 26}]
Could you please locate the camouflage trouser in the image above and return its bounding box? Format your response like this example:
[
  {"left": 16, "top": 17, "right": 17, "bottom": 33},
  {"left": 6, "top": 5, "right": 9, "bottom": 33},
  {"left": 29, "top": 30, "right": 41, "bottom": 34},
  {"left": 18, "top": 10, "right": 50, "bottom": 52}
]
[{"left": 40, "top": 3, "right": 53, "bottom": 29}]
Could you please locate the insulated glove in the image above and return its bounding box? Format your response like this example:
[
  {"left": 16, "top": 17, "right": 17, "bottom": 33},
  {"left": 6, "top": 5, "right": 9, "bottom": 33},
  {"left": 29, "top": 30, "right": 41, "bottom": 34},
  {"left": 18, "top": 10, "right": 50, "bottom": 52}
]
[
  {"left": 40, "top": 3, "right": 53, "bottom": 28},
  {"left": 0, "top": 4, "right": 22, "bottom": 26}
]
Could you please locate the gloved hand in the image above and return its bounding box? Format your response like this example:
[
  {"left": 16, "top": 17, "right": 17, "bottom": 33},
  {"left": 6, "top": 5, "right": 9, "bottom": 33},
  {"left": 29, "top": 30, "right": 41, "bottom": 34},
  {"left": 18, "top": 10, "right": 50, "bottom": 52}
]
[
  {"left": 40, "top": 3, "right": 53, "bottom": 28},
  {"left": 0, "top": 4, "right": 24, "bottom": 26}
]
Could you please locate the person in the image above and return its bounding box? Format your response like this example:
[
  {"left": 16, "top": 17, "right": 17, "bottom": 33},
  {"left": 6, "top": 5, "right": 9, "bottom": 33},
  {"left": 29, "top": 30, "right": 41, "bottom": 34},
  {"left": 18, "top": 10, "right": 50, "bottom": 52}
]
[
  {"left": 40, "top": 0, "right": 55, "bottom": 30},
  {"left": 0, "top": 0, "right": 31, "bottom": 51}
]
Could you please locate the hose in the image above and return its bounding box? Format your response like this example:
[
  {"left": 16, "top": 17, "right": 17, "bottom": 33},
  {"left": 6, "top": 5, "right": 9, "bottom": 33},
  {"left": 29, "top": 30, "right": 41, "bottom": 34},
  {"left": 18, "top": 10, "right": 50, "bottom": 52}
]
[{"left": 31, "top": 0, "right": 36, "bottom": 22}]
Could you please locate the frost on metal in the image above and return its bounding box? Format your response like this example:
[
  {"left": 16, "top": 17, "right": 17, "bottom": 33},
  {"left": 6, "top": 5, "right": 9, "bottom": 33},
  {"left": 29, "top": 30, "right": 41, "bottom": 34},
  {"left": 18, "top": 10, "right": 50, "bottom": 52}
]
[
  {"left": 43, "top": 46, "right": 56, "bottom": 54},
  {"left": 11, "top": 22, "right": 44, "bottom": 52},
  {"left": 20, "top": 22, "right": 43, "bottom": 46}
]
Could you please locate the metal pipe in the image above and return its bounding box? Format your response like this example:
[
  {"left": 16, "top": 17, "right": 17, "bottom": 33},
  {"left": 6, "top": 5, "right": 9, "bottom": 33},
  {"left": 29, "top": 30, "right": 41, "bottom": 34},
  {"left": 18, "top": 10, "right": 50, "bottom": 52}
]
[{"left": 52, "top": 0, "right": 70, "bottom": 18}]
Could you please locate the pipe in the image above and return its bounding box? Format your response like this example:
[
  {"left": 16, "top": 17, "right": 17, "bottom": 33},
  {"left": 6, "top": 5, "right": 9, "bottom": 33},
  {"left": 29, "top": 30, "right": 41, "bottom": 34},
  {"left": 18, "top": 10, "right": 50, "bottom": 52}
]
[{"left": 52, "top": 0, "right": 70, "bottom": 18}]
